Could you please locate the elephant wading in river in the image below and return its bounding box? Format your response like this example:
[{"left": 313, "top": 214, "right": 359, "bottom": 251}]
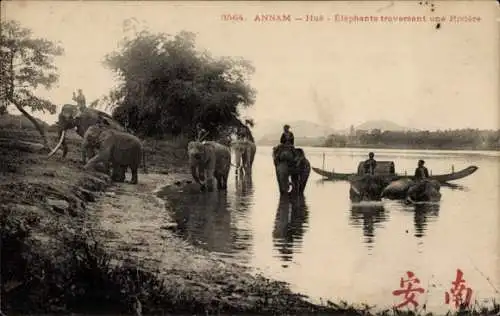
[
  {"left": 406, "top": 179, "right": 441, "bottom": 203},
  {"left": 272, "top": 144, "right": 311, "bottom": 196},
  {"left": 83, "top": 127, "right": 146, "bottom": 184},
  {"left": 188, "top": 140, "right": 231, "bottom": 192},
  {"left": 231, "top": 139, "right": 256, "bottom": 176},
  {"left": 349, "top": 175, "right": 391, "bottom": 202},
  {"left": 47, "top": 104, "right": 127, "bottom": 161}
]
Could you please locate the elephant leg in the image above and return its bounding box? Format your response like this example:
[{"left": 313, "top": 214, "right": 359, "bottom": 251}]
[
  {"left": 119, "top": 165, "right": 127, "bottom": 183},
  {"left": 198, "top": 168, "right": 207, "bottom": 191},
  {"left": 130, "top": 165, "right": 138, "bottom": 185},
  {"left": 111, "top": 165, "right": 124, "bottom": 182},
  {"left": 206, "top": 173, "right": 215, "bottom": 192},
  {"left": 214, "top": 171, "right": 221, "bottom": 190},
  {"left": 205, "top": 157, "right": 216, "bottom": 192},
  {"left": 290, "top": 173, "right": 300, "bottom": 195},
  {"left": 276, "top": 163, "right": 290, "bottom": 195},
  {"left": 61, "top": 136, "right": 69, "bottom": 158},
  {"left": 220, "top": 163, "right": 230, "bottom": 190},
  {"left": 82, "top": 148, "right": 95, "bottom": 164},
  {"left": 299, "top": 165, "right": 311, "bottom": 194}
]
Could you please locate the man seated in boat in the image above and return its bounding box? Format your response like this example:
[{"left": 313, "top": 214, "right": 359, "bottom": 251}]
[
  {"left": 414, "top": 159, "right": 430, "bottom": 180},
  {"left": 280, "top": 124, "right": 295, "bottom": 146},
  {"left": 363, "top": 152, "right": 377, "bottom": 175}
]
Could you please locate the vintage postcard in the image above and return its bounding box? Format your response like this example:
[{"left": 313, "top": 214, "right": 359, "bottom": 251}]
[{"left": 1, "top": 1, "right": 498, "bottom": 315}]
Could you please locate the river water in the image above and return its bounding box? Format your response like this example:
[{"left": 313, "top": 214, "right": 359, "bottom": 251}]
[{"left": 161, "top": 146, "right": 500, "bottom": 314}]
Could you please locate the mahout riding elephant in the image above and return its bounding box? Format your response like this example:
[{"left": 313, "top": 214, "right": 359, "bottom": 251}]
[
  {"left": 272, "top": 144, "right": 311, "bottom": 196},
  {"left": 83, "top": 127, "right": 146, "bottom": 184},
  {"left": 47, "top": 104, "right": 127, "bottom": 160},
  {"left": 231, "top": 139, "right": 256, "bottom": 176},
  {"left": 406, "top": 179, "right": 441, "bottom": 203},
  {"left": 349, "top": 175, "right": 392, "bottom": 202},
  {"left": 187, "top": 140, "right": 231, "bottom": 192}
]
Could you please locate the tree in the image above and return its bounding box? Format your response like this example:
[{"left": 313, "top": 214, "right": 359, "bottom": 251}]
[
  {"left": 103, "top": 28, "right": 256, "bottom": 140},
  {"left": 0, "top": 20, "right": 63, "bottom": 147}
]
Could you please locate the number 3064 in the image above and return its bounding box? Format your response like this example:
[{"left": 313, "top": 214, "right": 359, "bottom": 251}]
[{"left": 221, "top": 14, "right": 244, "bottom": 21}]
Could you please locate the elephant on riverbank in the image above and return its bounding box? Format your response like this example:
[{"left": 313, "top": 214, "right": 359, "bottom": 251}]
[
  {"left": 47, "top": 105, "right": 127, "bottom": 160},
  {"left": 272, "top": 144, "right": 310, "bottom": 196},
  {"left": 188, "top": 140, "right": 231, "bottom": 192},
  {"left": 231, "top": 139, "right": 256, "bottom": 176},
  {"left": 83, "top": 127, "right": 145, "bottom": 184}
]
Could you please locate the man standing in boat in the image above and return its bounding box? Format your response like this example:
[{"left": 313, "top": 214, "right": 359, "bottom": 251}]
[
  {"left": 363, "top": 152, "right": 377, "bottom": 175},
  {"left": 280, "top": 124, "right": 295, "bottom": 146},
  {"left": 414, "top": 159, "right": 429, "bottom": 180}
]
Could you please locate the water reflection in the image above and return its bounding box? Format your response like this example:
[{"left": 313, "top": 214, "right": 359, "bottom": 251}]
[
  {"left": 165, "top": 178, "right": 255, "bottom": 262},
  {"left": 349, "top": 204, "right": 388, "bottom": 247},
  {"left": 412, "top": 203, "right": 441, "bottom": 238},
  {"left": 272, "top": 195, "right": 310, "bottom": 263},
  {"left": 441, "top": 182, "right": 468, "bottom": 191},
  {"left": 234, "top": 173, "right": 254, "bottom": 197}
]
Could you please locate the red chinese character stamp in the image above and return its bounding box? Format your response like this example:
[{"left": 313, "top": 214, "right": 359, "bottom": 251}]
[
  {"left": 392, "top": 271, "right": 426, "bottom": 308},
  {"left": 445, "top": 269, "right": 473, "bottom": 308}
]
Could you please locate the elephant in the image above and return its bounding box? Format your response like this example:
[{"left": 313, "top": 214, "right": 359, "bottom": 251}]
[
  {"left": 231, "top": 139, "right": 256, "bottom": 176},
  {"left": 380, "top": 178, "right": 415, "bottom": 200},
  {"left": 406, "top": 179, "right": 441, "bottom": 203},
  {"left": 83, "top": 128, "right": 146, "bottom": 184},
  {"left": 187, "top": 140, "right": 231, "bottom": 192},
  {"left": 380, "top": 178, "right": 441, "bottom": 203},
  {"left": 47, "top": 104, "right": 127, "bottom": 160},
  {"left": 349, "top": 175, "right": 392, "bottom": 202},
  {"left": 272, "top": 144, "right": 311, "bottom": 196}
]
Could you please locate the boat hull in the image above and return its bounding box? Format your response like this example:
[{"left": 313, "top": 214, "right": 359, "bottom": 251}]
[{"left": 312, "top": 165, "right": 478, "bottom": 183}]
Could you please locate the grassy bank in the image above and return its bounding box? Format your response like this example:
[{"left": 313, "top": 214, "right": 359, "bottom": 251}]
[
  {"left": 1, "top": 125, "right": 498, "bottom": 315},
  {"left": 0, "top": 127, "right": 336, "bottom": 314}
]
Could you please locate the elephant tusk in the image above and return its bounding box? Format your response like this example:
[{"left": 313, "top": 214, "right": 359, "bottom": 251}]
[
  {"left": 351, "top": 186, "right": 361, "bottom": 195},
  {"left": 47, "top": 130, "right": 66, "bottom": 158}
]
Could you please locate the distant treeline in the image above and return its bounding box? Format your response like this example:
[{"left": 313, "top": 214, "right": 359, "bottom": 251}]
[{"left": 321, "top": 129, "right": 500, "bottom": 150}]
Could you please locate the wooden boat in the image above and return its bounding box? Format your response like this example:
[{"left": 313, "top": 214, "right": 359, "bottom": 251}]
[{"left": 313, "top": 163, "right": 478, "bottom": 183}]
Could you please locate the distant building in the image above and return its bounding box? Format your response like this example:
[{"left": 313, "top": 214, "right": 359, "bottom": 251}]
[
  {"left": 349, "top": 125, "right": 355, "bottom": 136},
  {"left": 356, "top": 129, "right": 369, "bottom": 137}
]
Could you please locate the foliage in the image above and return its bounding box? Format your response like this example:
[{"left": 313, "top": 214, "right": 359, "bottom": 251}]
[
  {"left": 103, "top": 28, "right": 256, "bottom": 140},
  {"left": 323, "top": 129, "right": 500, "bottom": 150},
  {"left": 0, "top": 19, "right": 63, "bottom": 145}
]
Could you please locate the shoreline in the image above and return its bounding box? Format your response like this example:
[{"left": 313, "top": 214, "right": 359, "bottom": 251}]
[
  {"left": 2, "top": 127, "right": 499, "bottom": 315},
  {"left": 84, "top": 171, "right": 347, "bottom": 314}
]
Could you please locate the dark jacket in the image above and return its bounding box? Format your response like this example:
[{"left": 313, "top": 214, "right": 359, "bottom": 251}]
[
  {"left": 280, "top": 131, "right": 294, "bottom": 146},
  {"left": 414, "top": 166, "right": 429, "bottom": 180},
  {"left": 363, "top": 158, "right": 377, "bottom": 175}
]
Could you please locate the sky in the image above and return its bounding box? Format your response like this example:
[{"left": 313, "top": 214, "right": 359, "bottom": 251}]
[{"left": 2, "top": 0, "right": 499, "bottom": 131}]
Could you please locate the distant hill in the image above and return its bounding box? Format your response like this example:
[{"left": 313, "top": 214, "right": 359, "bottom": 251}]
[
  {"left": 355, "top": 120, "right": 415, "bottom": 132},
  {"left": 254, "top": 119, "right": 340, "bottom": 145},
  {"left": 253, "top": 119, "right": 416, "bottom": 145}
]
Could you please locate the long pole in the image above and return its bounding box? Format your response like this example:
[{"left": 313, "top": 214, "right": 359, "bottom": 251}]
[{"left": 322, "top": 153, "right": 325, "bottom": 170}]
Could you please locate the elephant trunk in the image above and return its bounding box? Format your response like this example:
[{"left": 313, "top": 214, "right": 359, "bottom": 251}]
[
  {"left": 47, "top": 129, "right": 66, "bottom": 158},
  {"left": 191, "top": 165, "right": 200, "bottom": 184}
]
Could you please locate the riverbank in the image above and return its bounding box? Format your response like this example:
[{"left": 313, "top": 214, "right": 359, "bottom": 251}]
[
  {"left": 0, "top": 127, "right": 339, "bottom": 314},
  {"left": 1, "top": 126, "right": 498, "bottom": 315}
]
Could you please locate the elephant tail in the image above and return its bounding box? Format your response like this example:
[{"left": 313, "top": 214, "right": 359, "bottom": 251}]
[{"left": 142, "top": 150, "right": 148, "bottom": 174}]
